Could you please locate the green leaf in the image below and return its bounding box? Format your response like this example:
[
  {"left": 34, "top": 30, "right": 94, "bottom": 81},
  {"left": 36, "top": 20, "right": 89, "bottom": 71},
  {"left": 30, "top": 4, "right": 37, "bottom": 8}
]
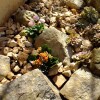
[
  {"left": 27, "top": 23, "right": 44, "bottom": 39},
  {"left": 41, "top": 44, "right": 52, "bottom": 53},
  {"left": 27, "top": 55, "right": 37, "bottom": 61}
]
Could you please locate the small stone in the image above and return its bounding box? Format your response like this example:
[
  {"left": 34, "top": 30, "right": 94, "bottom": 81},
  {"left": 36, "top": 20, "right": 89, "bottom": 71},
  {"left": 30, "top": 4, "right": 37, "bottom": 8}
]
[
  {"left": 6, "top": 30, "right": 14, "bottom": 35},
  {"left": 11, "top": 62, "right": 17, "bottom": 69},
  {"left": 23, "top": 47, "right": 32, "bottom": 54},
  {"left": 48, "top": 65, "right": 59, "bottom": 76},
  {"left": 7, "top": 52, "right": 13, "bottom": 57},
  {"left": 18, "top": 52, "right": 28, "bottom": 62},
  {"left": 7, "top": 35, "right": 14, "bottom": 38},
  {"left": 17, "top": 38, "right": 25, "bottom": 48},
  {"left": 0, "top": 55, "right": 10, "bottom": 78},
  {"left": 24, "top": 63, "right": 32, "bottom": 71},
  {"left": 58, "top": 65, "right": 64, "bottom": 73},
  {"left": 8, "top": 39, "right": 17, "bottom": 47},
  {"left": 70, "top": 62, "right": 80, "bottom": 71},
  {"left": 12, "top": 47, "right": 19, "bottom": 53},
  {"left": 10, "top": 24, "right": 16, "bottom": 31},
  {"left": 60, "top": 28, "right": 66, "bottom": 33},
  {"left": 50, "top": 17, "right": 56, "bottom": 23},
  {"left": 1, "top": 78, "right": 10, "bottom": 84},
  {"left": 65, "top": 0, "right": 84, "bottom": 9},
  {"left": 97, "top": 18, "right": 100, "bottom": 24},
  {"left": 13, "top": 65, "right": 20, "bottom": 72},
  {"left": 63, "top": 65, "right": 70, "bottom": 71},
  {"left": 24, "top": 41, "right": 32, "bottom": 47},
  {"left": 14, "top": 34, "right": 21, "bottom": 40},
  {"left": 20, "top": 68, "right": 27, "bottom": 74},
  {"left": 62, "top": 57, "right": 70, "bottom": 66},
  {"left": 53, "top": 74, "right": 66, "bottom": 88},
  {"left": 12, "top": 53, "right": 18, "bottom": 60},
  {"left": 16, "top": 74, "right": 22, "bottom": 78},
  {"left": 3, "top": 47, "right": 10, "bottom": 55},
  {"left": 57, "top": 62, "right": 63, "bottom": 67},
  {"left": 6, "top": 72, "right": 15, "bottom": 80},
  {"left": 62, "top": 70, "right": 71, "bottom": 77},
  {"left": 48, "top": 62, "right": 63, "bottom": 76},
  {"left": 64, "top": 11, "right": 73, "bottom": 16},
  {"left": 15, "top": 10, "right": 37, "bottom": 26}
]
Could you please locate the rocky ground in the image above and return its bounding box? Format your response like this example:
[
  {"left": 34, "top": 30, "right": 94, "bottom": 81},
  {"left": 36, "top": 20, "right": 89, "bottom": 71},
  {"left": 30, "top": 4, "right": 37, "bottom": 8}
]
[{"left": 0, "top": 0, "right": 100, "bottom": 100}]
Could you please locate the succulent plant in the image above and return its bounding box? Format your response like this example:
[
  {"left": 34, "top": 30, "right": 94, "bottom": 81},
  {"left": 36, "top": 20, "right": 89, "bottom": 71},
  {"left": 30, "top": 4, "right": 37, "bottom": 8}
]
[
  {"left": 82, "top": 24, "right": 100, "bottom": 47},
  {"left": 76, "top": 7, "right": 99, "bottom": 28}
]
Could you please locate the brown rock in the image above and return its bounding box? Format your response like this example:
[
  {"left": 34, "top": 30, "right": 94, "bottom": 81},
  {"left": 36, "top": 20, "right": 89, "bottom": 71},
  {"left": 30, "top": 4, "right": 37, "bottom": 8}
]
[{"left": 53, "top": 74, "right": 66, "bottom": 88}]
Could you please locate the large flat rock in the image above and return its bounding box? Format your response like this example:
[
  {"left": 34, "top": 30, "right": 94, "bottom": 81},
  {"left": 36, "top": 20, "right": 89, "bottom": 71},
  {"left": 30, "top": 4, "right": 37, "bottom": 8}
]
[
  {"left": 60, "top": 67, "right": 100, "bottom": 100},
  {"left": 0, "top": 69, "right": 61, "bottom": 100},
  {"left": 0, "top": 0, "right": 25, "bottom": 26}
]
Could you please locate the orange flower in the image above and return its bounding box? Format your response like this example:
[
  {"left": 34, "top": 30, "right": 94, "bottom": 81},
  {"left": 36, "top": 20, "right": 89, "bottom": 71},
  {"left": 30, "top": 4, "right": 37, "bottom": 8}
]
[
  {"left": 39, "top": 52, "right": 48, "bottom": 62},
  {"left": 35, "top": 59, "right": 42, "bottom": 65}
]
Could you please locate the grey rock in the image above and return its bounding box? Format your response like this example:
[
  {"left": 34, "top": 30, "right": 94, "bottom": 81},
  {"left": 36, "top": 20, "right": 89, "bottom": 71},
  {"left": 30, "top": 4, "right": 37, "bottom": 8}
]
[
  {"left": 0, "top": 69, "right": 61, "bottom": 100},
  {"left": 15, "top": 10, "right": 37, "bottom": 26},
  {"left": 90, "top": 48, "right": 100, "bottom": 76},
  {"left": 60, "top": 67, "right": 100, "bottom": 100},
  {"left": 35, "top": 27, "right": 70, "bottom": 61},
  {"left": 65, "top": 0, "right": 84, "bottom": 9},
  {"left": 0, "top": 55, "right": 10, "bottom": 78}
]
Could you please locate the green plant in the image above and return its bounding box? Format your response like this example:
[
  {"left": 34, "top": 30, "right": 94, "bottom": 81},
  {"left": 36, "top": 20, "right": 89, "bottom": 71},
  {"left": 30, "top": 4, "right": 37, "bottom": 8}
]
[
  {"left": 20, "top": 23, "right": 44, "bottom": 39},
  {"left": 76, "top": 7, "right": 99, "bottom": 28},
  {"left": 40, "top": 57, "right": 59, "bottom": 74},
  {"left": 28, "top": 45, "right": 59, "bottom": 74},
  {"left": 41, "top": 44, "right": 52, "bottom": 54}
]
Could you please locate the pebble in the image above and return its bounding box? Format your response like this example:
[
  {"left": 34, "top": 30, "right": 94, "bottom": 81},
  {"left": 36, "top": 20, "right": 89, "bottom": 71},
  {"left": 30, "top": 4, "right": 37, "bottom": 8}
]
[
  {"left": 24, "top": 41, "right": 32, "bottom": 47},
  {"left": 12, "top": 47, "right": 19, "bottom": 53},
  {"left": 8, "top": 39, "right": 17, "bottom": 47},
  {"left": 6, "top": 30, "right": 14, "bottom": 35},
  {"left": 3, "top": 47, "right": 10, "bottom": 55},
  {"left": 1, "top": 78, "right": 10, "bottom": 84},
  {"left": 13, "top": 65, "right": 20, "bottom": 72},
  {"left": 7, "top": 52, "right": 13, "bottom": 57},
  {"left": 53, "top": 74, "right": 66, "bottom": 88},
  {"left": 6, "top": 72, "right": 15, "bottom": 80},
  {"left": 62, "top": 70, "right": 71, "bottom": 77}
]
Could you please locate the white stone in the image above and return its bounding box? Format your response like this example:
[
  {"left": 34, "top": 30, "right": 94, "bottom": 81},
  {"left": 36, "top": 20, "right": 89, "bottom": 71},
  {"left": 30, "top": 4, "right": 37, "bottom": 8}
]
[
  {"left": 65, "top": 0, "right": 84, "bottom": 9},
  {"left": 13, "top": 65, "right": 20, "bottom": 72},
  {"left": 8, "top": 40, "right": 17, "bottom": 47},
  {"left": 62, "top": 70, "right": 71, "bottom": 77}
]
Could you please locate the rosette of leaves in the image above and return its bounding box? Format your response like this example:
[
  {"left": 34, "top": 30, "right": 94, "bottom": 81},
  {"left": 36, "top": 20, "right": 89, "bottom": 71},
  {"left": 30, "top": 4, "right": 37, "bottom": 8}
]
[
  {"left": 76, "top": 7, "right": 99, "bottom": 28},
  {"left": 20, "top": 23, "right": 44, "bottom": 39}
]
